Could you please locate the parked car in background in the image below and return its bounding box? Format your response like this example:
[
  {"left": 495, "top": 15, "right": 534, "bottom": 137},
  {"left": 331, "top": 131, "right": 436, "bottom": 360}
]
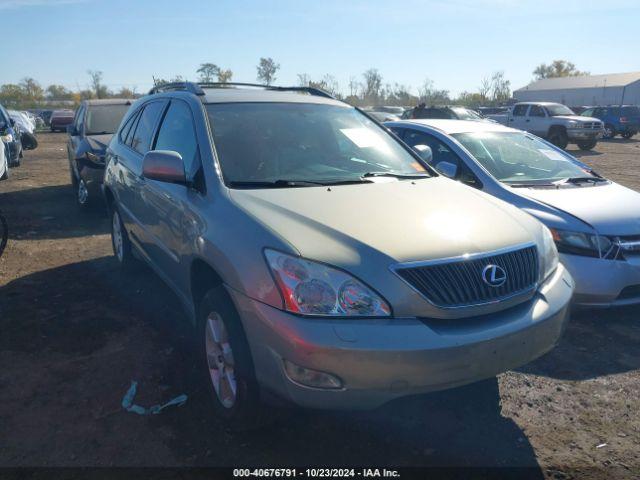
[
  {"left": 103, "top": 82, "right": 572, "bottom": 425},
  {"left": 478, "top": 106, "right": 510, "bottom": 116},
  {"left": 402, "top": 105, "right": 490, "bottom": 122},
  {"left": 66, "top": 99, "right": 132, "bottom": 207},
  {"left": 580, "top": 105, "right": 640, "bottom": 139},
  {"left": 8, "top": 110, "right": 38, "bottom": 151},
  {"left": 0, "top": 139, "right": 8, "bottom": 180},
  {"left": 50, "top": 109, "right": 75, "bottom": 132},
  {"left": 386, "top": 118, "right": 640, "bottom": 306},
  {"left": 0, "top": 103, "right": 23, "bottom": 167},
  {"left": 38, "top": 109, "right": 53, "bottom": 126},
  {"left": 491, "top": 102, "right": 603, "bottom": 150},
  {"left": 367, "top": 111, "right": 400, "bottom": 122},
  {"left": 371, "top": 105, "right": 406, "bottom": 115}
]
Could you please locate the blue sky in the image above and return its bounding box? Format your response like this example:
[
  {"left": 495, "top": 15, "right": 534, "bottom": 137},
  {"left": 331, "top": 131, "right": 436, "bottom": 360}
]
[{"left": 1, "top": 0, "right": 639, "bottom": 96}]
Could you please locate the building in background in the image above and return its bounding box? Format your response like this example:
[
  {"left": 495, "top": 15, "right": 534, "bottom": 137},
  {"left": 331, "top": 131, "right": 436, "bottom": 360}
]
[{"left": 514, "top": 72, "right": 640, "bottom": 107}]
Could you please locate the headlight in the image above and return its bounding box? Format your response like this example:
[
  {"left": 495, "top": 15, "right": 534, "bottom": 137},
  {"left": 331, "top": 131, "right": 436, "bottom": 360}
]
[
  {"left": 567, "top": 121, "right": 581, "bottom": 128},
  {"left": 264, "top": 249, "right": 391, "bottom": 317},
  {"left": 540, "top": 226, "right": 559, "bottom": 281},
  {"left": 549, "top": 228, "right": 612, "bottom": 258},
  {"left": 1, "top": 133, "right": 14, "bottom": 142},
  {"left": 85, "top": 151, "right": 104, "bottom": 164}
]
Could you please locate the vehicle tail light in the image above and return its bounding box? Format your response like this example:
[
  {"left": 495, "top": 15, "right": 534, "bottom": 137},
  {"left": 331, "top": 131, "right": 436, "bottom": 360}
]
[{"left": 620, "top": 117, "right": 628, "bottom": 123}]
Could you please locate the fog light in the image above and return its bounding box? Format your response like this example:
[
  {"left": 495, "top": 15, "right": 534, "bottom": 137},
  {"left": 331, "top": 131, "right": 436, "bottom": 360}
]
[{"left": 283, "top": 359, "right": 342, "bottom": 389}]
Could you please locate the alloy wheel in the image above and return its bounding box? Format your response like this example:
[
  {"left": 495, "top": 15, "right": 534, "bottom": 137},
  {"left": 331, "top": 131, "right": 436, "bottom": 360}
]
[
  {"left": 205, "top": 312, "right": 237, "bottom": 409},
  {"left": 77, "top": 179, "right": 89, "bottom": 205},
  {"left": 112, "top": 211, "right": 124, "bottom": 262}
]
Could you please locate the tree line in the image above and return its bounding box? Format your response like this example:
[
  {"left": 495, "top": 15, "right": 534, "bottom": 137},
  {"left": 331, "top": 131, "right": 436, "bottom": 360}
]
[{"left": 0, "top": 59, "right": 586, "bottom": 110}]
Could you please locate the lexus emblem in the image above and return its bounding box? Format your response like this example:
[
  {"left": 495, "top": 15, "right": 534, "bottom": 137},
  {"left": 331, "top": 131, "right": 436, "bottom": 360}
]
[{"left": 482, "top": 264, "right": 507, "bottom": 287}]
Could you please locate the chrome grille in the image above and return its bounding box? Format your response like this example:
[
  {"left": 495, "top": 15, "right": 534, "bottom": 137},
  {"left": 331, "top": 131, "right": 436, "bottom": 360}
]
[
  {"left": 582, "top": 122, "right": 602, "bottom": 130},
  {"left": 394, "top": 245, "right": 539, "bottom": 308}
]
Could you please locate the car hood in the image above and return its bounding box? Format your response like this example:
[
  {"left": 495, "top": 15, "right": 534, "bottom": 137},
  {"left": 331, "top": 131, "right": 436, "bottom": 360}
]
[
  {"left": 515, "top": 181, "right": 640, "bottom": 235},
  {"left": 86, "top": 134, "right": 113, "bottom": 152},
  {"left": 552, "top": 115, "right": 601, "bottom": 124},
  {"left": 229, "top": 177, "right": 539, "bottom": 266}
]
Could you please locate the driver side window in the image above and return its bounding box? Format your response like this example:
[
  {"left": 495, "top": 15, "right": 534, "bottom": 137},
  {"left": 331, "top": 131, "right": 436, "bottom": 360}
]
[{"left": 403, "top": 130, "right": 481, "bottom": 188}]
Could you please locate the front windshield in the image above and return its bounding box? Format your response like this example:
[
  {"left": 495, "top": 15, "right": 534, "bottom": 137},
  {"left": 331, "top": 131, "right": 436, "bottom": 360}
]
[
  {"left": 206, "top": 102, "right": 428, "bottom": 186},
  {"left": 451, "top": 107, "right": 482, "bottom": 120},
  {"left": 452, "top": 131, "right": 595, "bottom": 184},
  {"left": 545, "top": 104, "right": 575, "bottom": 116},
  {"left": 85, "top": 105, "right": 130, "bottom": 135}
]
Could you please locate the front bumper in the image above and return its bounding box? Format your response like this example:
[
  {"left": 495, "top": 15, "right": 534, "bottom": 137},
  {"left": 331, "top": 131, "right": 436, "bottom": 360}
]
[
  {"left": 229, "top": 264, "right": 573, "bottom": 410},
  {"left": 6, "top": 140, "right": 21, "bottom": 163},
  {"left": 561, "top": 252, "right": 640, "bottom": 306},
  {"left": 567, "top": 129, "right": 602, "bottom": 141}
]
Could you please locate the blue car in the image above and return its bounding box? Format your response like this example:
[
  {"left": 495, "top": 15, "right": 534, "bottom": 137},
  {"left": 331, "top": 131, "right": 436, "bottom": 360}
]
[{"left": 581, "top": 105, "right": 640, "bottom": 139}]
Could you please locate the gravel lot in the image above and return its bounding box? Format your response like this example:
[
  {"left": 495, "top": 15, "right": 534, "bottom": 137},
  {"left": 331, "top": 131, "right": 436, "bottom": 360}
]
[{"left": 1, "top": 133, "right": 639, "bottom": 478}]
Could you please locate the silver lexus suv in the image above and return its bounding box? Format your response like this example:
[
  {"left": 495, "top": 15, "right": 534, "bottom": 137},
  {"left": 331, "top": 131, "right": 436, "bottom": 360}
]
[{"left": 103, "top": 82, "right": 573, "bottom": 424}]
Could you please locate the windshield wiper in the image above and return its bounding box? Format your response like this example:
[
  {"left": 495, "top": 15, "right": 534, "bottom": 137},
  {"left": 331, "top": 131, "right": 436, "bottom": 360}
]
[
  {"left": 362, "top": 171, "right": 431, "bottom": 179},
  {"left": 228, "top": 178, "right": 373, "bottom": 189},
  {"left": 87, "top": 131, "right": 112, "bottom": 135},
  {"left": 228, "top": 180, "right": 325, "bottom": 188},
  {"left": 554, "top": 177, "right": 608, "bottom": 185}
]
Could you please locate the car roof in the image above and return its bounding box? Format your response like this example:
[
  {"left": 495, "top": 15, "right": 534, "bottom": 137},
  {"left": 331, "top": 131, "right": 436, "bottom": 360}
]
[
  {"left": 516, "top": 101, "right": 562, "bottom": 106},
  {"left": 201, "top": 87, "right": 347, "bottom": 107},
  {"left": 83, "top": 98, "right": 134, "bottom": 106},
  {"left": 388, "top": 119, "right": 519, "bottom": 135}
]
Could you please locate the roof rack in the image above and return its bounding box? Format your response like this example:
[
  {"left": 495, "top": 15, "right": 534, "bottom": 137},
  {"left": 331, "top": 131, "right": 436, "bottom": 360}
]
[
  {"left": 148, "top": 82, "right": 205, "bottom": 96},
  {"left": 198, "top": 82, "right": 335, "bottom": 99},
  {"left": 148, "top": 81, "right": 335, "bottom": 100}
]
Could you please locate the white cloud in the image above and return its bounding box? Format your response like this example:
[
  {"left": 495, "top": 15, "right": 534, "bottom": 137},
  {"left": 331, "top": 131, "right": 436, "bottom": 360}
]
[{"left": 0, "top": 0, "right": 87, "bottom": 9}]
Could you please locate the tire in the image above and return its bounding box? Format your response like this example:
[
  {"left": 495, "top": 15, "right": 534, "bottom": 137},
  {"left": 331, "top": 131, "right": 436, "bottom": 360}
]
[
  {"left": 76, "top": 177, "right": 91, "bottom": 208},
  {"left": 1, "top": 166, "right": 8, "bottom": 180},
  {"left": 577, "top": 140, "right": 597, "bottom": 151},
  {"left": 621, "top": 132, "right": 634, "bottom": 139},
  {"left": 110, "top": 207, "right": 136, "bottom": 269},
  {"left": 548, "top": 129, "right": 568, "bottom": 150},
  {"left": 198, "top": 286, "right": 262, "bottom": 429},
  {"left": 603, "top": 124, "right": 616, "bottom": 139}
]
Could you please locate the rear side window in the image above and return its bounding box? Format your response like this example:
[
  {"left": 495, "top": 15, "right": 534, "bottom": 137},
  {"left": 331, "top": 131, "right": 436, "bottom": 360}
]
[
  {"left": 130, "top": 101, "right": 165, "bottom": 154},
  {"left": 529, "top": 105, "right": 545, "bottom": 117},
  {"left": 119, "top": 110, "right": 139, "bottom": 144},
  {"left": 512, "top": 105, "right": 528, "bottom": 116},
  {"left": 622, "top": 106, "right": 640, "bottom": 116},
  {"left": 154, "top": 100, "right": 199, "bottom": 175}
]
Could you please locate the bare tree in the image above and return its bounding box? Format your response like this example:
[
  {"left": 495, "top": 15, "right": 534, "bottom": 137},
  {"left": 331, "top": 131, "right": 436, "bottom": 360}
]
[
  {"left": 87, "top": 70, "right": 107, "bottom": 99},
  {"left": 348, "top": 76, "right": 361, "bottom": 97},
  {"left": 478, "top": 76, "right": 492, "bottom": 102},
  {"left": 362, "top": 68, "right": 383, "bottom": 104},
  {"left": 256, "top": 57, "right": 280, "bottom": 85},
  {"left": 490, "top": 71, "right": 511, "bottom": 102},
  {"left": 297, "top": 73, "right": 311, "bottom": 87}
]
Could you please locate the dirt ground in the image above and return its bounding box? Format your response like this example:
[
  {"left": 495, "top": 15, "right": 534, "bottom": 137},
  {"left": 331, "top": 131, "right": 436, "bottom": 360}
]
[{"left": 1, "top": 133, "right": 639, "bottom": 478}]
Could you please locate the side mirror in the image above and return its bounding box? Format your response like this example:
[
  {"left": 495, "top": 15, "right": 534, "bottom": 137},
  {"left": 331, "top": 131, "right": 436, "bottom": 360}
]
[
  {"left": 412, "top": 144, "right": 433, "bottom": 163},
  {"left": 67, "top": 125, "right": 78, "bottom": 136},
  {"left": 142, "top": 150, "right": 186, "bottom": 184},
  {"left": 435, "top": 161, "right": 458, "bottom": 179}
]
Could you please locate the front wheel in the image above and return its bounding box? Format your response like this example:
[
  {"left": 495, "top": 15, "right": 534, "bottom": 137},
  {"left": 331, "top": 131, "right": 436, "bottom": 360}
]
[
  {"left": 621, "top": 132, "right": 634, "bottom": 139},
  {"left": 603, "top": 124, "right": 616, "bottom": 139},
  {"left": 548, "top": 129, "right": 568, "bottom": 150},
  {"left": 76, "top": 177, "right": 91, "bottom": 207},
  {"left": 110, "top": 207, "right": 135, "bottom": 269},
  {"left": 198, "top": 287, "right": 262, "bottom": 429},
  {"left": 577, "top": 140, "right": 597, "bottom": 151}
]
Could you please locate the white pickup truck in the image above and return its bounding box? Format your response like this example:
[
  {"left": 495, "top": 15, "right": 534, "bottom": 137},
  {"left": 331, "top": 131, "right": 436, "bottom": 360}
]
[{"left": 488, "top": 102, "right": 604, "bottom": 150}]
